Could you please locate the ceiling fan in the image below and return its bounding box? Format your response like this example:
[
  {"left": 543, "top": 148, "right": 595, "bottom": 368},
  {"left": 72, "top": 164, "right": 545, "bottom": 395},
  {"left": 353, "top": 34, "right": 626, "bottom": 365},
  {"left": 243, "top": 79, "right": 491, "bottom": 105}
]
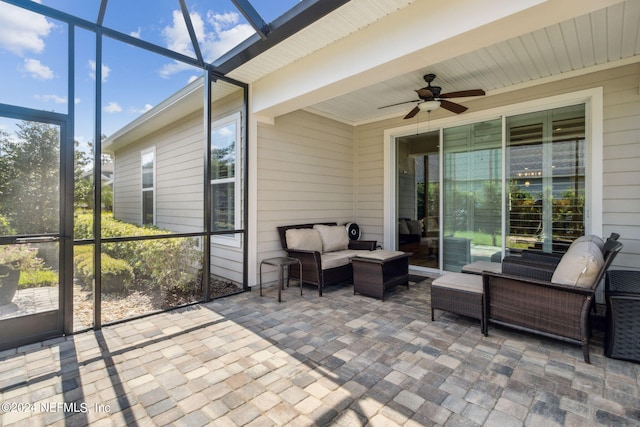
[{"left": 379, "top": 73, "right": 485, "bottom": 119}]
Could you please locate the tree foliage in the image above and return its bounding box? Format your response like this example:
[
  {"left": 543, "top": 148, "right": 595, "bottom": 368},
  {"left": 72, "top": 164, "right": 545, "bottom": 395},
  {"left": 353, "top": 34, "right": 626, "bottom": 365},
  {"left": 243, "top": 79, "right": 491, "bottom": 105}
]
[{"left": 0, "top": 121, "right": 59, "bottom": 234}]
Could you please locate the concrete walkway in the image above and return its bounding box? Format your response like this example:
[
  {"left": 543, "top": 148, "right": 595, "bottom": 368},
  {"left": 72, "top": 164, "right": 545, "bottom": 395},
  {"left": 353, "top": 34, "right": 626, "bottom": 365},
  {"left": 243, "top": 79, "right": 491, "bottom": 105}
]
[{"left": 1, "top": 279, "right": 639, "bottom": 426}]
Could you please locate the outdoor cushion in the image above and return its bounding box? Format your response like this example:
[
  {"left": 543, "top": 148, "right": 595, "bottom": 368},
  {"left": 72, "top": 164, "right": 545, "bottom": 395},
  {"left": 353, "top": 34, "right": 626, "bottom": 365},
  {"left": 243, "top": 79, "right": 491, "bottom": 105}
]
[
  {"left": 356, "top": 250, "right": 406, "bottom": 261},
  {"left": 285, "top": 228, "right": 323, "bottom": 253},
  {"left": 406, "top": 220, "right": 422, "bottom": 235},
  {"left": 313, "top": 224, "right": 349, "bottom": 253},
  {"left": 320, "top": 250, "right": 361, "bottom": 270},
  {"left": 431, "top": 272, "right": 483, "bottom": 294},
  {"left": 398, "top": 220, "right": 410, "bottom": 235},
  {"left": 551, "top": 240, "right": 604, "bottom": 288},
  {"left": 570, "top": 234, "right": 605, "bottom": 251}
]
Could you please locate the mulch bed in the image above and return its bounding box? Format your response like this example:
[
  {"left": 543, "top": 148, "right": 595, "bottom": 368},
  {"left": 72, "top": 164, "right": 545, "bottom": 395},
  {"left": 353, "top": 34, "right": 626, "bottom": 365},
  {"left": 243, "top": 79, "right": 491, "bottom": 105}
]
[{"left": 73, "top": 278, "right": 241, "bottom": 328}]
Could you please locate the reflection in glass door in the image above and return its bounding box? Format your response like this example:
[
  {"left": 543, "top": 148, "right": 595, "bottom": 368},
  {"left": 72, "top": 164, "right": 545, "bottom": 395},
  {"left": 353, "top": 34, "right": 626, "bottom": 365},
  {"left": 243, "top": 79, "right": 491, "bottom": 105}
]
[
  {"left": 396, "top": 131, "right": 439, "bottom": 269},
  {"left": 0, "top": 110, "right": 66, "bottom": 349},
  {"left": 442, "top": 119, "right": 502, "bottom": 272},
  {"left": 506, "top": 104, "right": 586, "bottom": 253}
]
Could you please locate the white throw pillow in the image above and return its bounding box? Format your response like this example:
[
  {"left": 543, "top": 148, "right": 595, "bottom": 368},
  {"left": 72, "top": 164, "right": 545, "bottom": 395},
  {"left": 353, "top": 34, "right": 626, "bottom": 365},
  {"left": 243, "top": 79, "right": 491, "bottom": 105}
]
[
  {"left": 285, "top": 228, "right": 323, "bottom": 253},
  {"left": 313, "top": 224, "right": 349, "bottom": 253},
  {"left": 551, "top": 241, "right": 604, "bottom": 288}
]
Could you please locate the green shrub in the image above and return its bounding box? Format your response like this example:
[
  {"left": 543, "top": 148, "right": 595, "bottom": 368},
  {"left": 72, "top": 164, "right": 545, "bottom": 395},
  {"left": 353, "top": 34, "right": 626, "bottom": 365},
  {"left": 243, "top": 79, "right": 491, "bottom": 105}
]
[
  {"left": 0, "top": 214, "right": 15, "bottom": 236},
  {"left": 18, "top": 269, "right": 58, "bottom": 289},
  {"left": 73, "top": 244, "right": 135, "bottom": 294},
  {"left": 101, "top": 256, "right": 134, "bottom": 294},
  {"left": 74, "top": 212, "right": 197, "bottom": 293},
  {"left": 73, "top": 245, "right": 94, "bottom": 288}
]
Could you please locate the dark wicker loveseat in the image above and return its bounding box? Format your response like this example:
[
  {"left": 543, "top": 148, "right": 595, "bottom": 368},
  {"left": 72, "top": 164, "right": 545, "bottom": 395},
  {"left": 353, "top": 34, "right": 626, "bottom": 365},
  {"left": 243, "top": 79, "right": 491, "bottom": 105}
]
[
  {"left": 482, "top": 237, "right": 623, "bottom": 363},
  {"left": 277, "top": 223, "right": 376, "bottom": 296}
]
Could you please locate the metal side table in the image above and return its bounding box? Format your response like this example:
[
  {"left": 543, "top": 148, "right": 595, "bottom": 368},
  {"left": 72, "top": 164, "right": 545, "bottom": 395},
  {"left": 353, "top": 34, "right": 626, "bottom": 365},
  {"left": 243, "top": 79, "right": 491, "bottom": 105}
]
[{"left": 259, "top": 257, "right": 302, "bottom": 302}]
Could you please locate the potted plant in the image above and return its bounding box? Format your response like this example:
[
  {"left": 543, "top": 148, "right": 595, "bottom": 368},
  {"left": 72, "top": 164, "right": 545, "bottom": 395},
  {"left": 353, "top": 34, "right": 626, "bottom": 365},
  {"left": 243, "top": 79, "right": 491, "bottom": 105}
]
[{"left": 0, "top": 245, "right": 38, "bottom": 305}]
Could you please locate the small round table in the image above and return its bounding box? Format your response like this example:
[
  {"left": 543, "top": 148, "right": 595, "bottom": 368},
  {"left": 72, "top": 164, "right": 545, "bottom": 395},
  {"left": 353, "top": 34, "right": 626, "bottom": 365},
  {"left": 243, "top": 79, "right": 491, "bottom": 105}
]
[{"left": 259, "top": 257, "right": 302, "bottom": 302}]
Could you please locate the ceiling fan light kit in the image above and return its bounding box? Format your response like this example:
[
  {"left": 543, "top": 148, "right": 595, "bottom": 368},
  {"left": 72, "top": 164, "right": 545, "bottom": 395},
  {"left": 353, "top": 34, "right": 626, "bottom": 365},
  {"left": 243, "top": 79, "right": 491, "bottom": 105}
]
[
  {"left": 419, "top": 100, "right": 441, "bottom": 112},
  {"left": 378, "top": 73, "right": 485, "bottom": 119}
]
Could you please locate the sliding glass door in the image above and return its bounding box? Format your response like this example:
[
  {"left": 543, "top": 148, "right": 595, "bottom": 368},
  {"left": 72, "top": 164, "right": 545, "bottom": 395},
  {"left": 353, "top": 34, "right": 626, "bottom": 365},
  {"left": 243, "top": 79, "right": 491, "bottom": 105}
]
[
  {"left": 436, "top": 104, "right": 585, "bottom": 272},
  {"left": 442, "top": 119, "right": 502, "bottom": 271},
  {"left": 506, "top": 104, "right": 585, "bottom": 253}
]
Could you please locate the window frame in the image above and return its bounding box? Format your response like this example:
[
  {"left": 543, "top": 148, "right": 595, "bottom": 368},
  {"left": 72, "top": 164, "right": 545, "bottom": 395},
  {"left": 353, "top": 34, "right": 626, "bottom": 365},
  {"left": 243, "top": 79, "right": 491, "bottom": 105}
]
[
  {"left": 211, "top": 111, "right": 242, "bottom": 247},
  {"left": 383, "top": 87, "right": 603, "bottom": 270},
  {"left": 141, "top": 146, "right": 156, "bottom": 226}
]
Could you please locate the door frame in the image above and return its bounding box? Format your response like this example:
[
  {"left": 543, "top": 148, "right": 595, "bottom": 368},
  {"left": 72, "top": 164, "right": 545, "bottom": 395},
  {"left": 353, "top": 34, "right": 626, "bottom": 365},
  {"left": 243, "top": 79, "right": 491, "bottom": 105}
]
[
  {"left": 383, "top": 88, "right": 603, "bottom": 272},
  {"left": 0, "top": 103, "right": 73, "bottom": 350}
]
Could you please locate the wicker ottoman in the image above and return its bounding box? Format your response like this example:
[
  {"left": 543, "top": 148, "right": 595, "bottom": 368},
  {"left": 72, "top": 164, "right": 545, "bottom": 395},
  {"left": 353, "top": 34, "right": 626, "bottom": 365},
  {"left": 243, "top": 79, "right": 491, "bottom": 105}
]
[
  {"left": 352, "top": 250, "right": 411, "bottom": 300},
  {"left": 605, "top": 270, "right": 640, "bottom": 363},
  {"left": 431, "top": 272, "right": 484, "bottom": 332}
]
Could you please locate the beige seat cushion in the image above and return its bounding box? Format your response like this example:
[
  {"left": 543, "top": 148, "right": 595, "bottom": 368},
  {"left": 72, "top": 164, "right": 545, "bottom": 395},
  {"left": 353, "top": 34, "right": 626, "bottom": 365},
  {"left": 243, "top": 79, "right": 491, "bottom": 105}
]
[
  {"left": 356, "top": 250, "right": 406, "bottom": 261},
  {"left": 313, "top": 224, "right": 349, "bottom": 253},
  {"left": 320, "top": 250, "right": 361, "bottom": 269},
  {"left": 285, "top": 228, "right": 323, "bottom": 253},
  {"left": 432, "top": 272, "right": 483, "bottom": 294},
  {"left": 551, "top": 240, "right": 604, "bottom": 288}
]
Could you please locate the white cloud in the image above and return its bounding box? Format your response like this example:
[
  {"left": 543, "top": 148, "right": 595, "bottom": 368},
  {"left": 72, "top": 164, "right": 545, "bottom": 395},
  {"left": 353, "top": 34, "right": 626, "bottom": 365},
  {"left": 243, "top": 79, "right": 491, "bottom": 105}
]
[
  {"left": 187, "top": 75, "right": 200, "bottom": 84},
  {"left": 35, "top": 94, "right": 67, "bottom": 104},
  {"left": 131, "top": 104, "right": 153, "bottom": 114},
  {"left": 89, "top": 60, "right": 111, "bottom": 82},
  {"left": 0, "top": 2, "right": 54, "bottom": 56},
  {"left": 162, "top": 10, "right": 205, "bottom": 56},
  {"left": 159, "top": 61, "right": 193, "bottom": 79},
  {"left": 159, "top": 9, "right": 253, "bottom": 78},
  {"left": 23, "top": 58, "right": 54, "bottom": 79},
  {"left": 130, "top": 27, "right": 142, "bottom": 38},
  {"left": 104, "top": 102, "right": 122, "bottom": 113}
]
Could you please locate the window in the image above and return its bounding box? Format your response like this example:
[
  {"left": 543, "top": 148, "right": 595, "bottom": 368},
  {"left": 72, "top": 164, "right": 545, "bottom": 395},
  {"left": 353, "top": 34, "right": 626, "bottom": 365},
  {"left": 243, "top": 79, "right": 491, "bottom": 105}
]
[
  {"left": 211, "top": 112, "right": 241, "bottom": 245},
  {"left": 141, "top": 148, "right": 155, "bottom": 225}
]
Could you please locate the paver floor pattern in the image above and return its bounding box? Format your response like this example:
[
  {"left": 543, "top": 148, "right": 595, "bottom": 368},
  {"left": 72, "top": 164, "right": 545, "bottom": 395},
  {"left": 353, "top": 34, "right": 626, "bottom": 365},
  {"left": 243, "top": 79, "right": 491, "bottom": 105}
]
[{"left": 1, "top": 279, "right": 639, "bottom": 426}]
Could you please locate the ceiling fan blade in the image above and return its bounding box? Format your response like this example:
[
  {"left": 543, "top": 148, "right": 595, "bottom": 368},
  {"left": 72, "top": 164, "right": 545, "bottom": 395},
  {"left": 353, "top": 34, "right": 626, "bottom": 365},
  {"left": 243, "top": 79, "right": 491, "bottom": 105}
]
[
  {"left": 403, "top": 106, "right": 420, "bottom": 119},
  {"left": 378, "top": 99, "right": 421, "bottom": 109},
  {"left": 415, "top": 88, "right": 434, "bottom": 98},
  {"left": 440, "top": 99, "right": 468, "bottom": 114},
  {"left": 439, "top": 89, "right": 485, "bottom": 98}
]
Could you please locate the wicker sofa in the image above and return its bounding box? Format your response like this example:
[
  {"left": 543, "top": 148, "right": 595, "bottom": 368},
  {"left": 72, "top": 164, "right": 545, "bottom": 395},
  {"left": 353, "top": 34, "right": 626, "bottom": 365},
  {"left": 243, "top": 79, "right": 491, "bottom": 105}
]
[
  {"left": 277, "top": 223, "right": 376, "bottom": 296},
  {"left": 482, "top": 235, "right": 623, "bottom": 363}
]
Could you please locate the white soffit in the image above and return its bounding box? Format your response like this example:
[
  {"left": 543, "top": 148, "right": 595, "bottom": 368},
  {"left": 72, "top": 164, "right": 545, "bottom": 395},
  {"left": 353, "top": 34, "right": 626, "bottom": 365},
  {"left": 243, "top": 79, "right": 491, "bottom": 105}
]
[
  {"left": 308, "top": 0, "right": 640, "bottom": 124},
  {"left": 230, "top": 0, "right": 631, "bottom": 122},
  {"left": 227, "top": 0, "right": 418, "bottom": 84}
]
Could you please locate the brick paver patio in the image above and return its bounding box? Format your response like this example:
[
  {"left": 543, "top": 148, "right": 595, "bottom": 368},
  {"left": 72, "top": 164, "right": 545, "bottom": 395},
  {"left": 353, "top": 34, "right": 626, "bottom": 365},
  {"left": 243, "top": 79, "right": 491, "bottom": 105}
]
[{"left": 1, "top": 278, "right": 639, "bottom": 426}]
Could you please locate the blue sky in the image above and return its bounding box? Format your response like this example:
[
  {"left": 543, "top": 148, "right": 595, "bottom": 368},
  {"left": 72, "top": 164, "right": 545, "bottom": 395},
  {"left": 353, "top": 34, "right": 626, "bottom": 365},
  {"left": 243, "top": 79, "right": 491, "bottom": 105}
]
[{"left": 0, "top": 0, "right": 299, "bottom": 150}]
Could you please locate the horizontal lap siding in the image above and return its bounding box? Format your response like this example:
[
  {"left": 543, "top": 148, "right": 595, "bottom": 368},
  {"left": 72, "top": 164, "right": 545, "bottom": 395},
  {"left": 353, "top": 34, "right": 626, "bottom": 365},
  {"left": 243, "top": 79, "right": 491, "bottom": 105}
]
[
  {"left": 112, "top": 91, "right": 246, "bottom": 284},
  {"left": 352, "top": 63, "right": 640, "bottom": 268},
  {"left": 257, "top": 110, "right": 355, "bottom": 266},
  {"left": 602, "top": 64, "right": 640, "bottom": 269}
]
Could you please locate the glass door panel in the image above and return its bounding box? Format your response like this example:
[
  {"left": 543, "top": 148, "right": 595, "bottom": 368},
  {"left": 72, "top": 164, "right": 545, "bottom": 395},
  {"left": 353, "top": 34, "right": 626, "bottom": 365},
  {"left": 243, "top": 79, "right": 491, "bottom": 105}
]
[
  {"left": 506, "top": 104, "right": 585, "bottom": 253},
  {"left": 442, "top": 119, "right": 502, "bottom": 271},
  {"left": 396, "top": 131, "right": 439, "bottom": 269},
  {"left": 0, "top": 114, "right": 63, "bottom": 349}
]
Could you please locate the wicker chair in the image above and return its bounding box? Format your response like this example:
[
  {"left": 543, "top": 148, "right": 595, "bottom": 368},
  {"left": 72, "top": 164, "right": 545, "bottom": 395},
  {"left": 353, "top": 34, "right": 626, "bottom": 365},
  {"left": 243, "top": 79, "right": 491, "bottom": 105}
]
[
  {"left": 482, "top": 240, "right": 623, "bottom": 363},
  {"left": 276, "top": 223, "right": 377, "bottom": 296}
]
